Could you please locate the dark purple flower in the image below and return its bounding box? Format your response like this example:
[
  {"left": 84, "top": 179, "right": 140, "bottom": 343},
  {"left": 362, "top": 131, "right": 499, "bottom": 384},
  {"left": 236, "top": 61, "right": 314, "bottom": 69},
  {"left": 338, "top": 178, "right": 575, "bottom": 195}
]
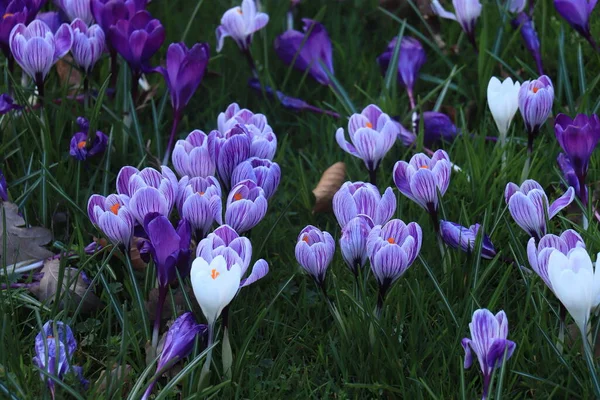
[
  {"left": 554, "top": 113, "right": 600, "bottom": 181},
  {"left": 333, "top": 181, "right": 396, "bottom": 228},
  {"left": 87, "top": 193, "right": 134, "bottom": 247},
  {"left": 225, "top": 179, "right": 268, "bottom": 234},
  {"left": 70, "top": 19, "right": 105, "bottom": 73},
  {"left": 177, "top": 176, "right": 222, "bottom": 238},
  {"left": 172, "top": 130, "right": 215, "bottom": 179},
  {"left": 215, "top": 0, "right": 268, "bottom": 52},
  {"left": 36, "top": 11, "right": 61, "bottom": 33},
  {"left": 462, "top": 309, "right": 516, "bottom": 400},
  {"left": 108, "top": 10, "right": 164, "bottom": 73},
  {"left": 155, "top": 42, "right": 210, "bottom": 115},
  {"left": 274, "top": 18, "right": 333, "bottom": 85},
  {"left": 439, "top": 220, "right": 496, "bottom": 259},
  {"left": 23, "top": 0, "right": 46, "bottom": 22},
  {"left": 231, "top": 157, "right": 281, "bottom": 200},
  {"left": 69, "top": 129, "right": 108, "bottom": 161},
  {"left": 0, "top": 0, "right": 28, "bottom": 57},
  {"left": 295, "top": 225, "right": 335, "bottom": 286},
  {"left": 339, "top": 215, "right": 374, "bottom": 275},
  {"left": 511, "top": 13, "right": 543, "bottom": 75},
  {"left": 54, "top": 0, "right": 93, "bottom": 24},
  {"left": 518, "top": 75, "right": 554, "bottom": 135},
  {"left": 208, "top": 125, "right": 252, "bottom": 189},
  {"left": 393, "top": 112, "right": 459, "bottom": 147},
  {"left": 91, "top": 0, "right": 146, "bottom": 33},
  {"left": 0, "top": 169, "right": 7, "bottom": 201},
  {"left": 557, "top": 153, "right": 586, "bottom": 201},
  {"left": 554, "top": 0, "right": 597, "bottom": 48},
  {"left": 0, "top": 93, "right": 22, "bottom": 114},
  {"left": 377, "top": 36, "right": 426, "bottom": 103}
]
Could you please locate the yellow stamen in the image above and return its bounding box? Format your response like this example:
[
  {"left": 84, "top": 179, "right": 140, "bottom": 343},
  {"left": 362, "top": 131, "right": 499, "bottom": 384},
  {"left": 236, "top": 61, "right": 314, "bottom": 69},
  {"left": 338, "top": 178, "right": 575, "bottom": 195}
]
[
  {"left": 387, "top": 237, "right": 395, "bottom": 244},
  {"left": 77, "top": 140, "right": 86, "bottom": 149},
  {"left": 110, "top": 203, "right": 120, "bottom": 215},
  {"left": 211, "top": 269, "right": 220, "bottom": 279}
]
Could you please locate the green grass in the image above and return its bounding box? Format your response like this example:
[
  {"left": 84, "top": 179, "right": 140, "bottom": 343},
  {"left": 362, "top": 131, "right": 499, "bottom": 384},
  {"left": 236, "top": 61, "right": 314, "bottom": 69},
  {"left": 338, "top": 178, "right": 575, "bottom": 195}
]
[{"left": 2, "top": 0, "right": 600, "bottom": 398}]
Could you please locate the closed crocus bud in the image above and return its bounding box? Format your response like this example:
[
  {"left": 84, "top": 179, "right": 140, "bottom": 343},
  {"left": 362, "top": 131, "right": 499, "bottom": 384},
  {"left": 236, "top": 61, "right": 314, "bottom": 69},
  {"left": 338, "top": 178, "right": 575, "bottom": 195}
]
[
  {"left": 70, "top": 19, "right": 105, "bottom": 73},
  {"left": 554, "top": 0, "right": 598, "bottom": 49},
  {"left": 548, "top": 247, "right": 600, "bottom": 334},
  {"left": 440, "top": 220, "right": 496, "bottom": 259},
  {"left": 9, "top": 20, "right": 73, "bottom": 84},
  {"left": 504, "top": 180, "right": 574, "bottom": 240},
  {"left": 0, "top": 169, "right": 8, "bottom": 201},
  {"left": 339, "top": 215, "right": 374, "bottom": 276},
  {"left": 217, "top": 103, "right": 241, "bottom": 132},
  {"left": 55, "top": 0, "right": 93, "bottom": 24},
  {"left": 0, "top": 0, "right": 28, "bottom": 57},
  {"left": 91, "top": 0, "right": 146, "bottom": 33},
  {"left": 462, "top": 309, "right": 516, "bottom": 400},
  {"left": 225, "top": 179, "right": 268, "bottom": 234},
  {"left": 275, "top": 18, "right": 334, "bottom": 86},
  {"left": 191, "top": 255, "right": 242, "bottom": 324},
  {"left": 295, "top": 225, "right": 335, "bottom": 287},
  {"left": 0, "top": 93, "right": 22, "bottom": 114},
  {"left": 215, "top": 0, "right": 268, "bottom": 52},
  {"left": 393, "top": 150, "right": 451, "bottom": 213},
  {"left": 69, "top": 128, "right": 108, "bottom": 161},
  {"left": 177, "top": 176, "right": 223, "bottom": 239},
  {"left": 332, "top": 181, "right": 396, "bottom": 228},
  {"left": 527, "top": 230, "right": 585, "bottom": 290},
  {"left": 422, "top": 111, "right": 459, "bottom": 145},
  {"left": 231, "top": 157, "right": 281, "bottom": 200},
  {"left": 511, "top": 13, "right": 543, "bottom": 75},
  {"left": 87, "top": 193, "right": 134, "bottom": 248},
  {"left": 554, "top": 114, "right": 600, "bottom": 186},
  {"left": 36, "top": 11, "right": 62, "bottom": 33},
  {"left": 487, "top": 76, "right": 521, "bottom": 138},
  {"left": 208, "top": 125, "right": 252, "bottom": 189},
  {"left": 108, "top": 10, "right": 164, "bottom": 73},
  {"left": 518, "top": 75, "right": 554, "bottom": 135},
  {"left": 557, "top": 153, "right": 587, "bottom": 201},
  {"left": 335, "top": 104, "right": 398, "bottom": 174},
  {"left": 116, "top": 165, "right": 179, "bottom": 224},
  {"left": 431, "top": 0, "right": 482, "bottom": 51},
  {"left": 249, "top": 127, "right": 277, "bottom": 160},
  {"left": 172, "top": 130, "right": 215, "bottom": 179}
]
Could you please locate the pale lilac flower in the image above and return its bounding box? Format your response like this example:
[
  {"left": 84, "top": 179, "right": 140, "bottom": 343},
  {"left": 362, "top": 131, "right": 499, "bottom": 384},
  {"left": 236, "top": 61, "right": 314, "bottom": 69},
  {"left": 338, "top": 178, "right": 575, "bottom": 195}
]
[
  {"left": 172, "top": 130, "right": 216, "bottom": 179},
  {"left": 225, "top": 179, "right": 268, "bottom": 234},
  {"left": 339, "top": 215, "right": 374, "bottom": 276},
  {"left": 177, "top": 176, "right": 223, "bottom": 239},
  {"left": 70, "top": 19, "right": 105, "bottom": 73},
  {"left": 440, "top": 221, "right": 496, "bottom": 259},
  {"left": 518, "top": 75, "right": 554, "bottom": 135},
  {"left": 332, "top": 181, "right": 396, "bottom": 228},
  {"left": 231, "top": 157, "right": 281, "bottom": 200},
  {"left": 295, "top": 225, "right": 335, "bottom": 286},
  {"left": 87, "top": 193, "right": 134, "bottom": 248},
  {"left": 208, "top": 125, "right": 252, "bottom": 189},
  {"left": 55, "top": 0, "right": 94, "bottom": 24},
  {"left": 215, "top": 0, "right": 268, "bottom": 52}
]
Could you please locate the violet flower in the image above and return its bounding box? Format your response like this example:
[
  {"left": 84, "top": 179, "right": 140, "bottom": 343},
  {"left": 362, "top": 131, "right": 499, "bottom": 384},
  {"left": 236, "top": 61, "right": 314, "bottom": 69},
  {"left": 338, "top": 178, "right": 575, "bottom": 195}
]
[
  {"left": 440, "top": 220, "right": 496, "bottom": 259},
  {"left": 177, "top": 176, "right": 223, "bottom": 239},
  {"left": 0, "top": 93, "right": 22, "bottom": 114},
  {"left": 431, "top": 0, "right": 482, "bottom": 51},
  {"left": 70, "top": 19, "right": 105, "bottom": 74},
  {"left": 36, "top": 12, "right": 61, "bottom": 33},
  {"left": 527, "top": 229, "right": 585, "bottom": 290},
  {"left": 395, "top": 111, "right": 459, "bottom": 146},
  {"left": 91, "top": 0, "right": 146, "bottom": 33},
  {"left": 557, "top": 153, "right": 586, "bottom": 202},
  {"left": 274, "top": 18, "right": 333, "bottom": 86},
  {"left": 504, "top": 179, "right": 574, "bottom": 241},
  {"left": 335, "top": 104, "right": 398, "bottom": 184},
  {"left": 225, "top": 179, "right": 268, "bottom": 234},
  {"left": 554, "top": 0, "right": 598, "bottom": 50},
  {"left": 0, "top": 169, "right": 7, "bottom": 201},
  {"left": 295, "top": 225, "right": 335, "bottom": 288},
  {"left": 172, "top": 130, "right": 215, "bottom": 179},
  {"left": 332, "top": 181, "right": 396, "bottom": 228},
  {"left": 511, "top": 13, "right": 543, "bottom": 75},
  {"left": 339, "top": 215, "right": 374, "bottom": 276},
  {"left": 231, "top": 157, "right": 281, "bottom": 200},
  {"left": 215, "top": 0, "right": 268, "bottom": 52},
  {"left": 69, "top": 117, "right": 108, "bottom": 161},
  {"left": 518, "top": 75, "right": 554, "bottom": 167},
  {"left": 367, "top": 219, "right": 422, "bottom": 313},
  {"left": 0, "top": 0, "right": 28, "bottom": 59},
  {"left": 462, "top": 309, "right": 516, "bottom": 400},
  {"left": 54, "top": 0, "right": 93, "bottom": 24},
  {"left": 208, "top": 125, "right": 252, "bottom": 189},
  {"left": 23, "top": 0, "right": 46, "bottom": 22},
  {"left": 87, "top": 193, "right": 134, "bottom": 248}
]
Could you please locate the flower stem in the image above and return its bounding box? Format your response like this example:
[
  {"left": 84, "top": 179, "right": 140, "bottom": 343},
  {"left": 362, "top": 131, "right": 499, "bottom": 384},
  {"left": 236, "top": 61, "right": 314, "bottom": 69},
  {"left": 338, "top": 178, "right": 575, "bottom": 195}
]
[
  {"left": 163, "top": 110, "right": 181, "bottom": 165},
  {"left": 368, "top": 168, "right": 377, "bottom": 186},
  {"left": 199, "top": 322, "right": 215, "bottom": 388},
  {"left": 581, "top": 324, "right": 600, "bottom": 397},
  {"left": 242, "top": 48, "right": 258, "bottom": 78},
  {"left": 221, "top": 305, "right": 233, "bottom": 379},
  {"left": 522, "top": 129, "right": 535, "bottom": 181},
  {"left": 109, "top": 49, "right": 118, "bottom": 90},
  {"left": 83, "top": 75, "right": 90, "bottom": 110},
  {"left": 151, "top": 286, "right": 167, "bottom": 354},
  {"left": 131, "top": 70, "right": 141, "bottom": 103},
  {"left": 124, "top": 250, "right": 150, "bottom": 341}
]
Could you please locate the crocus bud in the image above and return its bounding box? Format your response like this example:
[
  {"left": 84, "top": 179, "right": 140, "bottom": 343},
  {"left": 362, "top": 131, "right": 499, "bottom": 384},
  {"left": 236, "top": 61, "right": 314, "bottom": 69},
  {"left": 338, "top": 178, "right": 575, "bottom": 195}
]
[
  {"left": 335, "top": 104, "right": 398, "bottom": 173},
  {"left": 0, "top": 93, "right": 22, "bottom": 114},
  {"left": 172, "top": 130, "right": 215, "bottom": 179},
  {"left": 23, "top": 0, "right": 47, "bottom": 23},
  {"left": 225, "top": 179, "right": 268, "bottom": 234},
  {"left": 69, "top": 127, "right": 108, "bottom": 161},
  {"left": 487, "top": 76, "right": 520, "bottom": 138},
  {"left": 275, "top": 18, "right": 334, "bottom": 85},
  {"left": 518, "top": 75, "right": 554, "bottom": 135},
  {"left": 557, "top": 153, "right": 586, "bottom": 201},
  {"left": 332, "top": 181, "right": 396, "bottom": 228},
  {"left": 504, "top": 180, "right": 574, "bottom": 240},
  {"left": 548, "top": 247, "right": 600, "bottom": 333},
  {"left": 393, "top": 150, "right": 451, "bottom": 213},
  {"left": 0, "top": 0, "right": 28, "bottom": 57},
  {"left": 0, "top": 169, "right": 7, "bottom": 201},
  {"left": 191, "top": 255, "right": 242, "bottom": 324},
  {"left": 231, "top": 157, "right": 281, "bottom": 200},
  {"left": 70, "top": 19, "right": 105, "bottom": 73},
  {"left": 440, "top": 221, "right": 496, "bottom": 259},
  {"left": 177, "top": 176, "right": 223, "bottom": 238},
  {"left": 377, "top": 36, "right": 426, "bottom": 100},
  {"left": 554, "top": 0, "right": 597, "bottom": 49},
  {"left": 462, "top": 309, "right": 516, "bottom": 400},
  {"left": 9, "top": 20, "right": 73, "bottom": 84},
  {"left": 55, "top": 0, "right": 94, "bottom": 24},
  {"left": 215, "top": 0, "right": 268, "bottom": 52},
  {"left": 554, "top": 113, "right": 600, "bottom": 182},
  {"left": 208, "top": 125, "right": 252, "bottom": 189},
  {"left": 431, "top": 0, "right": 482, "bottom": 51},
  {"left": 91, "top": 0, "right": 147, "bottom": 33},
  {"left": 339, "top": 215, "right": 374, "bottom": 275},
  {"left": 511, "top": 13, "right": 543, "bottom": 75},
  {"left": 527, "top": 230, "right": 585, "bottom": 290},
  {"left": 87, "top": 193, "right": 134, "bottom": 248},
  {"left": 295, "top": 225, "right": 335, "bottom": 286},
  {"left": 422, "top": 111, "right": 459, "bottom": 144}
]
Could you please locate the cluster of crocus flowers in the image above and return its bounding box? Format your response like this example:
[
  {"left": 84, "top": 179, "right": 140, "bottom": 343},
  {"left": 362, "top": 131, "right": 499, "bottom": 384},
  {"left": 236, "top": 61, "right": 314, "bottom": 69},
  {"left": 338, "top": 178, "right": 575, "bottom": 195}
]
[
  {"left": 69, "top": 117, "right": 108, "bottom": 161},
  {"left": 431, "top": 0, "right": 482, "bottom": 51}
]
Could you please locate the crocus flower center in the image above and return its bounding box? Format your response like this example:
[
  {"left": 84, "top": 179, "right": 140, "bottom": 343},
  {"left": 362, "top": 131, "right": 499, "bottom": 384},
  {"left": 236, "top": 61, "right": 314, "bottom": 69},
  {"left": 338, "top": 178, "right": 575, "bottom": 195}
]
[
  {"left": 302, "top": 236, "right": 309, "bottom": 243},
  {"left": 234, "top": 193, "right": 243, "bottom": 201},
  {"left": 419, "top": 165, "right": 429, "bottom": 169},
  {"left": 387, "top": 237, "right": 395, "bottom": 244},
  {"left": 77, "top": 141, "right": 87, "bottom": 149},
  {"left": 365, "top": 122, "right": 373, "bottom": 128},
  {"left": 211, "top": 269, "right": 220, "bottom": 279},
  {"left": 47, "top": 335, "right": 54, "bottom": 339},
  {"left": 110, "top": 203, "right": 120, "bottom": 215},
  {"left": 3, "top": 13, "right": 14, "bottom": 18},
  {"left": 237, "top": 7, "right": 242, "bottom": 14},
  {"left": 196, "top": 191, "right": 205, "bottom": 196},
  {"left": 532, "top": 87, "right": 539, "bottom": 94}
]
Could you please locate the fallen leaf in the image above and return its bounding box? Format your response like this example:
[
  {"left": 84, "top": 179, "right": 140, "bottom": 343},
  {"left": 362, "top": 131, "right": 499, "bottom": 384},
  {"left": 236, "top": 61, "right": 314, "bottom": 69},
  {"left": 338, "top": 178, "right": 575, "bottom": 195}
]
[
  {"left": 145, "top": 286, "right": 198, "bottom": 322},
  {"left": 56, "top": 56, "right": 82, "bottom": 94},
  {"left": 130, "top": 238, "right": 148, "bottom": 271},
  {"left": 312, "top": 162, "right": 346, "bottom": 213},
  {"left": 30, "top": 259, "right": 102, "bottom": 313},
  {"left": 0, "top": 202, "right": 54, "bottom": 265},
  {"left": 95, "top": 364, "right": 132, "bottom": 395}
]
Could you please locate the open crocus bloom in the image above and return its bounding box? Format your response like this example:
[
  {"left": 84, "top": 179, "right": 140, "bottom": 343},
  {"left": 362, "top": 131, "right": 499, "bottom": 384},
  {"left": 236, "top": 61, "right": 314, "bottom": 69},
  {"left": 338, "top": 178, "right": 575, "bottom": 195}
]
[
  {"left": 332, "top": 181, "right": 396, "bottom": 228},
  {"left": 87, "top": 193, "right": 134, "bottom": 247},
  {"left": 215, "top": 0, "right": 268, "bottom": 52}
]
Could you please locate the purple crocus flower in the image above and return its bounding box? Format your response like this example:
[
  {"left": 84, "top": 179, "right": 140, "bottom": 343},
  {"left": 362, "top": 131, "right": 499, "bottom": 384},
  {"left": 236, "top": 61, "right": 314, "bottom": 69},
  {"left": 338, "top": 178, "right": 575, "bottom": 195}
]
[
  {"left": 393, "top": 150, "right": 452, "bottom": 214},
  {"left": 116, "top": 165, "right": 179, "bottom": 224},
  {"left": 431, "top": 0, "right": 482, "bottom": 51},
  {"left": 91, "top": 0, "right": 146, "bottom": 33},
  {"left": 395, "top": 112, "right": 460, "bottom": 147},
  {"left": 54, "top": 0, "right": 93, "bottom": 24},
  {"left": 231, "top": 157, "right": 281, "bottom": 200},
  {"left": 69, "top": 121, "right": 108, "bottom": 161},
  {"left": 518, "top": 75, "right": 554, "bottom": 135},
  {"left": 504, "top": 179, "right": 575, "bottom": 240},
  {"left": 462, "top": 309, "right": 516, "bottom": 400},
  {"left": 225, "top": 179, "right": 268, "bottom": 234},
  {"left": 208, "top": 125, "right": 252, "bottom": 189},
  {"left": 440, "top": 220, "right": 496, "bottom": 259},
  {"left": 0, "top": 169, "right": 7, "bottom": 201},
  {"left": 527, "top": 229, "right": 585, "bottom": 290},
  {"left": 172, "top": 130, "right": 215, "bottom": 179},
  {"left": 36, "top": 11, "right": 61, "bottom": 33},
  {"left": 177, "top": 176, "right": 223, "bottom": 239},
  {"left": 335, "top": 104, "right": 398, "bottom": 177},
  {"left": 339, "top": 215, "right": 374, "bottom": 276},
  {"left": 0, "top": 93, "right": 22, "bottom": 114},
  {"left": 367, "top": 219, "right": 422, "bottom": 306},
  {"left": 215, "top": 0, "right": 268, "bottom": 52},
  {"left": 377, "top": 36, "right": 426, "bottom": 107},
  {"left": 108, "top": 10, "right": 164, "bottom": 73},
  {"left": 274, "top": 18, "right": 333, "bottom": 86},
  {"left": 87, "top": 193, "right": 134, "bottom": 248},
  {"left": 0, "top": 0, "right": 28, "bottom": 58},
  {"left": 295, "top": 225, "right": 335, "bottom": 287},
  {"left": 511, "top": 13, "right": 543, "bottom": 75},
  {"left": 9, "top": 20, "right": 73, "bottom": 87},
  {"left": 23, "top": 0, "right": 46, "bottom": 22},
  {"left": 196, "top": 224, "right": 269, "bottom": 287},
  {"left": 557, "top": 153, "right": 586, "bottom": 201},
  {"left": 554, "top": 0, "right": 598, "bottom": 49},
  {"left": 70, "top": 19, "right": 105, "bottom": 73},
  {"left": 332, "top": 181, "right": 396, "bottom": 228}
]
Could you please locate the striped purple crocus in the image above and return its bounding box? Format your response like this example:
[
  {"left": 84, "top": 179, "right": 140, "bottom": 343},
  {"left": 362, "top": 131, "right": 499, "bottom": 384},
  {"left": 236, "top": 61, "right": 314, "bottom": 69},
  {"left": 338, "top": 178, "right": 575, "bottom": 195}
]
[
  {"left": 54, "top": 0, "right": 94, "bottom": 24},
  {"left": 231, "top": 157, "right": 281, "bottom": 200},
  {"left": 87, "top": 193, "right": 134, "bottom": 248},
  {"left": 172, "top": 130, "right": 216, "bottom": 179},
  {"left": 177, "top": 176, "right": 223, "bottom": 239},
  {"left": 70, "top": 19, "right": 105, "bottom": 74},
  {"left": 332, "top": 181, "right": 396, "bottom": 229},
  {"left": 295, "top": 225, "right": 335, "bottom": 287},
  {"left": 225, "top": 179, "right": 268, "bottom": 234},
  {"left": 215, "top": 0, "right": 268, "bottom": 52},
  {"left": 208, "top": 125, "right": 252, "bottom": 189},
  {"left": 440, "top": 221, "right": 496, "bottom": 259},
  {"left": 339, "top": 215, "right": 374, "bottom": 276}
]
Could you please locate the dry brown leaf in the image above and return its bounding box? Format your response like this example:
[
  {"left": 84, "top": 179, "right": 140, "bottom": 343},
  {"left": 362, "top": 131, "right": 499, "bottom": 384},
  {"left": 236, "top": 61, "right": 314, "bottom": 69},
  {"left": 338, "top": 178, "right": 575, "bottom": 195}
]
[
  {"left": 130, "top": 237, "right": 148, "bottom": 271},
  {"left": 30, "top": 259, "right": 102, "bottom": 313},
  {"left": 56, "top": 56, "right": 82, "bottom": 94},
  {"left": 95, "top": 364, "right": 133, "bottom": 395},
  {"left": 0, "top": 202, "right": 54, "bottom": 265},
  {"left": 312, "top": 162, "right": 346, "bottom": 213}
]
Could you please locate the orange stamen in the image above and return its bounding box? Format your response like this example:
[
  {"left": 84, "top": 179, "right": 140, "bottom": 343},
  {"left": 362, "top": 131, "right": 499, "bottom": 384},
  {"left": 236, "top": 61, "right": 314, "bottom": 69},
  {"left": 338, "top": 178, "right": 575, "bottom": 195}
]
[
  {"left": 532, "top": 87, "right": 539, "bottom": 93},
  {"left": 3, "top": 13, "right": 14, "bottom": 18},
  {"left": 233, "top": 193, "right": 243, "bottom": 201},
  {"left": 77, "top": 140, "right": 87, "bottom": 149},
  {"left": 387, "top": 237, "right": 395, "bottom": 244},
  {"left": 110, "top": 203, "right": 120, "bottom": 215},
  {"left": 419, "top": 165, "right": 429, "bottom": 169},
  {"left": 47, "top": 335, "right": 54, "bottom": 339},
  {"left": 365, "top": 122, "right": 373, "bottom": 128},
  {"left": 211, "top": 269, "right": 220, "bottom": 279},
  {"left": 302, "top": 236, "right": 309, "bottom": 243},
  {"left": 197, "top": 191, "right": 205, "bottom": 196}
]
